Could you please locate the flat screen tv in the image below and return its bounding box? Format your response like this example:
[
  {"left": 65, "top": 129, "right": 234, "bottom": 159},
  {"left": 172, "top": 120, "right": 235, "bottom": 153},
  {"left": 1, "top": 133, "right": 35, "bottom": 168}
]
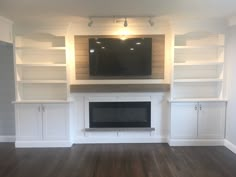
[{"left": 89, "top": 38, "right": 152, "bottom": 77}]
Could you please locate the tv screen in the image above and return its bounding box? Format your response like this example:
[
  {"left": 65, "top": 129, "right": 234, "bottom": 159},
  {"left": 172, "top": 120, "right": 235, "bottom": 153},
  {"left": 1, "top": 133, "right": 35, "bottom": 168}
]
[{"left": 89, "top": 38, "right": 152, "bottom": 77}]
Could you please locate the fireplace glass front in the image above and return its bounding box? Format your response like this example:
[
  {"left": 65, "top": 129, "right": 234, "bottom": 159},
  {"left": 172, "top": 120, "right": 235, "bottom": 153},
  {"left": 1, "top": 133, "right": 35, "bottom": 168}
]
[{"left": 89, "top": 102, "right": 151, "bottom": 128}]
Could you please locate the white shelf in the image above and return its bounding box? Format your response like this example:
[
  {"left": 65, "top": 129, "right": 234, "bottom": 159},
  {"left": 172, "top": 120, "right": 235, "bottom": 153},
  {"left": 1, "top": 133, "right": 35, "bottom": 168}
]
[
  {"left": 17, "top": 80, "right": 67, "bottom": 84},
  {"left": 13, "top": 100, "right": 71, "bottom": 104},
  {"left": 14, "top": 34, "right": 68, "bottom": 102},
  {"left": 16, "top": 63, "right": 66, "bottom": 67},
  {"left": 174, "top": 45, "right": 224, "bottom": 49},
  {"left": 169, "top": 98, "right": 227, "bottom": 103},
  {"left": 15, "top": 47, "right": 66, "bottom": 50},
  {"left": 174, "top": 61, "right": 224, "bottom": 66},
  {"left": 171, "top": 32, "right": 225, "bottom": 101},
  {"left": 174, "top": 78, "right": 223, "bottom": 83}
]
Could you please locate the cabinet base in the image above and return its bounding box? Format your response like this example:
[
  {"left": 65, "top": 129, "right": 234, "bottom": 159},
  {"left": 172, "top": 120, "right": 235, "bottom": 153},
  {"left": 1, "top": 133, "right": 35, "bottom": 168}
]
[
  {"left": 168, "top": 139, "right": 225, "bottom": 146},
  {"left": 15, "top": 140, "right": 72, "bottom": 148}
]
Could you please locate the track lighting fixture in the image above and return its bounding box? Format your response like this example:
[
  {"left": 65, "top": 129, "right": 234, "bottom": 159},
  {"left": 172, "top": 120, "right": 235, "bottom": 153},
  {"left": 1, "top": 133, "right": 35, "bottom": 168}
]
[
  {"left": 148, "top": 17, "right": 154, "bottom": 26},
  {"left": 88, "top": 18, "right": 93, "bottom": 27},
  {"left": 87, "top": 16, "right": 155, "bottom": 27},
  {"left": 124, "top": 18, "right": 128, "bottom": 27}
]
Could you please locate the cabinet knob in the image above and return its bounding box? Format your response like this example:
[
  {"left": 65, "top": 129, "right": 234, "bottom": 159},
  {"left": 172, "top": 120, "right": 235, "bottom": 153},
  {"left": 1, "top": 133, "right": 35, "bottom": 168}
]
[
  {"left": 199, "top": 105, "right": 202, "bottom": 110},
  {"left": 38, "top": 106, "right": 41, "bottom": 112},
  {"left": 195, "top": 105, "right": 198, "bottom": 110}
]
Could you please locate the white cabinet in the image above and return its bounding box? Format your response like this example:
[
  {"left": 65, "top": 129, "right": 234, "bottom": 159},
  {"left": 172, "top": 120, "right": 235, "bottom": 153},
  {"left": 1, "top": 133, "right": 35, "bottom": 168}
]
[
  {"left": 0, "top": 17, "right": 13, "bottom": 43},
  {"left": 170, "top": 102, "right": 225, "bottom": 140},
  {"left": 15, "top": 103, "right": 70, "bottom": 146}
]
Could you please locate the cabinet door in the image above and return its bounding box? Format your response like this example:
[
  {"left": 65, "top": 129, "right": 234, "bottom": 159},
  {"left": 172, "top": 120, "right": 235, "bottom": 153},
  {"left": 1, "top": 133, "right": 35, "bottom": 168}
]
[
  {"left": 15, "top": 104, "right": 42, "bottom": 140},
  {"left": 171, "top": 103, "right": 198, "bottom": 138},
  {"left": 42, "top": 104, "right": 69, "bottom": 140},
  {"left": 198, "top": 102, "right": 225, "bottom": 139}
]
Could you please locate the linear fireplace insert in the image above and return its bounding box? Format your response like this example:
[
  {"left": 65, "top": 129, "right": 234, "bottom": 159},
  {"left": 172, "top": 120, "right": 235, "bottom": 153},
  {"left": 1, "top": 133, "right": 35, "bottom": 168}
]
[{"left": 89, "top": 102, "right": 151, "bottom": 128}]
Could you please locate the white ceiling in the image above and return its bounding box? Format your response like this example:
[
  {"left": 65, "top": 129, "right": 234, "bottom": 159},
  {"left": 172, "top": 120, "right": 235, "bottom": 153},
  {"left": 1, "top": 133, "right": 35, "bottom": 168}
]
[{"left": 0, "top": 0, "right": 236, "bottom": 26}]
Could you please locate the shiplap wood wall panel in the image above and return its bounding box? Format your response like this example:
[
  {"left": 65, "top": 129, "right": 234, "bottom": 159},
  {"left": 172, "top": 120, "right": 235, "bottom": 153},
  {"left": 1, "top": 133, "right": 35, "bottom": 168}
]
[{"left": 74, "top": 35, "right": 165, "bottom": 80}]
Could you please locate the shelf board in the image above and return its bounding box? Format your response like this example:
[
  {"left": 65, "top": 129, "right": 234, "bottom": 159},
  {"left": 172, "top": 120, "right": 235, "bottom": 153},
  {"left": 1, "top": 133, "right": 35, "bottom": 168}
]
[
  {"left": 13, "top": 100, "right": 71, "bottom": 104},
  {"left": 174, "top": 45, "right": 224, "bottom": 49},
  {"left": 173, "top": 78, "right": 223, "bottom": 83},
  {"left": 174, "top": 61, "right": 224, "bottom": 66},
  {"left": 17, "top": 80, "right": 67, "bottom": 84},
  {"left": 169, "top": 98, "right": 227, "bottom": 103},
  {"left": 15, "top": 47, "right": 66, "bottom": 50},
  {"left": 16, "top": 63, "right": 66, "bottom": 67}
]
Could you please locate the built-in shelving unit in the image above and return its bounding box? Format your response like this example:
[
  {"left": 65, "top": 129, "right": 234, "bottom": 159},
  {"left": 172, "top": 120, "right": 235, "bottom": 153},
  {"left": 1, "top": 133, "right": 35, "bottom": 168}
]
[
  {"left": 14, "top": 33, "right": 68, "bottom": 102},
  {"left": 171, "top": 32, "right": 225, "bottom": 101}
]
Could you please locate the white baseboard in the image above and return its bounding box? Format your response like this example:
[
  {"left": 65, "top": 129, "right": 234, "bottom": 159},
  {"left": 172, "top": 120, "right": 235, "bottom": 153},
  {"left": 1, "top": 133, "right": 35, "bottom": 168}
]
[
  {"left": 168, "top": 139, "right": 225, "bottom": 146},
  {"left": 15, "top": 141, "right": 72, "bottom": 148},
  {"left": 224, "top": 140, "right": 236, "bottom": 154},
  {"left": 0, "top": 136, "right": 15, "bottom": 142},
  {"left": 73, "top": 136, "right": 168, "bottom": 144}
]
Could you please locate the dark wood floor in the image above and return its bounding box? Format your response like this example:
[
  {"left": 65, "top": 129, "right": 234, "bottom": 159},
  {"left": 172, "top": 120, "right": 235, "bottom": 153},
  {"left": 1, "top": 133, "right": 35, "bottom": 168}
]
[{"left": 0, "top": 143, "right": 236, "bottom": 177}]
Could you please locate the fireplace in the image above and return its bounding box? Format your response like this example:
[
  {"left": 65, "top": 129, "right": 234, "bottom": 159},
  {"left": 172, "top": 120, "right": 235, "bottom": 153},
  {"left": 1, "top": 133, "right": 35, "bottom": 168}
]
[{"left": 89, "top": 102, "right": 151, "bottom": 128}]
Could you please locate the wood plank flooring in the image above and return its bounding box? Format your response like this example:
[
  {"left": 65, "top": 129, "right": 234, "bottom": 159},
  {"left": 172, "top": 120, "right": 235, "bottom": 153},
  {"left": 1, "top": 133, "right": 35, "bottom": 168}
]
[{"left": 0, "top": 143, "right": 236, "bottom": 177}]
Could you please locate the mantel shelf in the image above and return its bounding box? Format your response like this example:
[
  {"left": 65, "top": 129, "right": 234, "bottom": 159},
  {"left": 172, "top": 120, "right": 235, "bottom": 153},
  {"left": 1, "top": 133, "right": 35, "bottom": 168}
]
[{"left": 70, "top": 84, "right": 170, "bottom": 93}]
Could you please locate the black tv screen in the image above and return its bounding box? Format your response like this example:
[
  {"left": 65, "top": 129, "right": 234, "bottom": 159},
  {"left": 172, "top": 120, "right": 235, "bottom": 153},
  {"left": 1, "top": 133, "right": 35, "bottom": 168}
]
[{"left": 89, "top": 38, "right": 152, "bottom": 77}]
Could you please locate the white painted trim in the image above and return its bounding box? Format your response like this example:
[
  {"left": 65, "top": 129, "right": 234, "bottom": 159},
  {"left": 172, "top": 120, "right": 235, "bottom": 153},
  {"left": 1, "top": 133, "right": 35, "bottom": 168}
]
[
  {"left": 73, "top": 136, "right": 168, "bottom": 144},
  {"left": 224, "top": 139, "right": 236, "bottom": 154},
  {"left": 15, "top": 141, "right": 72, "bottom": 148},
  {"left": 0, "top": 136, "right": 15, "bottom": 142},
  {"left": 168, "top": 139, "right": 225, "bottom": 146}
]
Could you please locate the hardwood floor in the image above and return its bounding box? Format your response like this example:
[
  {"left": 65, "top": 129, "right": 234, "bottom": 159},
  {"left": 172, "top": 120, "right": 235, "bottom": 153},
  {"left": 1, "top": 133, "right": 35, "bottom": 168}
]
[{"left": 0, "top": 143, "right": 236, "bottom": 177}]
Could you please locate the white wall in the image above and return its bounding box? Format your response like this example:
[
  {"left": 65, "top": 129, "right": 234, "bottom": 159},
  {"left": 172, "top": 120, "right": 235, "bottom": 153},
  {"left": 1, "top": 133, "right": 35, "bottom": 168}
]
[
  {"left": 225, "top": 25, "right": 236, "bottom": 146},
  {"left": 0, "top": 41, "right": 15, "bottom": 138}
]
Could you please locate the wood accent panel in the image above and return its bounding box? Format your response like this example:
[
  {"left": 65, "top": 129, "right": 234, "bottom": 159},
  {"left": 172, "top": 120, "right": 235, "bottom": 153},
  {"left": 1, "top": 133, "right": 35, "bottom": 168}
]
[
  {"left": 74, "top": 35, "right": 165, "bottom": 80},
  {"left": 70, "top": 84, "right": 170, "bottom": 93}
]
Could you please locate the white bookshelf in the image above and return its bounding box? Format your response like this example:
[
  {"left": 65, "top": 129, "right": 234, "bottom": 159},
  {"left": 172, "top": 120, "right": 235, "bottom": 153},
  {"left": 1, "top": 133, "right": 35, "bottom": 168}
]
[
  {"left": 15, "top": 33, "right": 68, "bottom": 102},
  {"left": 171, "top": 32, "right": 225, "bottom": 101}
]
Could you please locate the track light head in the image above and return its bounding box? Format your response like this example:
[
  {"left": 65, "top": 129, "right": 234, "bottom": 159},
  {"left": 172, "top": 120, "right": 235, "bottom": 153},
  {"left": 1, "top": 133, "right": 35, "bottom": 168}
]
[
  {"left": 124, "top": 18, "right": 128, "bottom": 27},
  {"left": 88, "top": 18, "right": 93, "bottom": 27},
  {"left": 148, "top": 17, "right": 154, "bottom": 26}
]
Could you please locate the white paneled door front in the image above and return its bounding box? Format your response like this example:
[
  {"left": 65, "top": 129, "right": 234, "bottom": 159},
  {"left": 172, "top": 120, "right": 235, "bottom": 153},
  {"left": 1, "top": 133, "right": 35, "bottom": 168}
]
[
  {"left": 16, "top": 104, "right": 42, "bottom": 140},
  {"left": 42, "top": 104, "right": 69, "bottom": 140},
  {"left": 171, "top": 102, "right": 198, "bottom": 138}
]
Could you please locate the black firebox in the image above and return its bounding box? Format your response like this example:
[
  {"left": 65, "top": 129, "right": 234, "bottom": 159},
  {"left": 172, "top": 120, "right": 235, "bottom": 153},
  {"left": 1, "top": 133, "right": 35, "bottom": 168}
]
[{"left": 89, "top": 102, "right": 151, "bottom": 128}]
